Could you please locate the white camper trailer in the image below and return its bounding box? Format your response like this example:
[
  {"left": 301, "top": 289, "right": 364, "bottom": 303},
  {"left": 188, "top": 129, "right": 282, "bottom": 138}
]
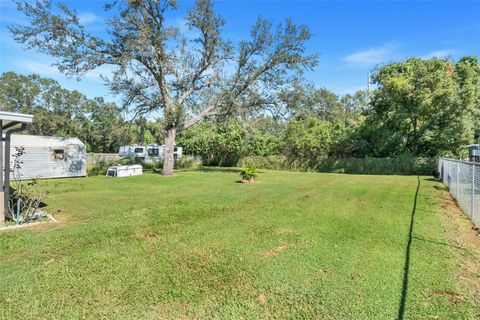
[
  {"left": 106, "top": 165, "right": 143, "bottom": 177},
  {"left": 119, "top": 145, "right": 148, "bottom": 159},
  {"left": 118, "top": 144, "right": 182, "bottom": 162},
  {"left": 119, "top": 144, "right": 162, "bottom": 162},
  {"left": 8, "top": 135, "right": 87, "bottom": 180}
]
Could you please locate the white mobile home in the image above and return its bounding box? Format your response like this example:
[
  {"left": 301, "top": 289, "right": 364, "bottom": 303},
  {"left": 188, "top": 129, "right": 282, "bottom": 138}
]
[
  {"left": 119, "top": 144, "right": 182, "bottom": 162},
  {"left": 119, "top": 144, "right": 162, "bottom": 162},
  {"left": 8, "top": 135, "right": 86, "bottom": 180}
]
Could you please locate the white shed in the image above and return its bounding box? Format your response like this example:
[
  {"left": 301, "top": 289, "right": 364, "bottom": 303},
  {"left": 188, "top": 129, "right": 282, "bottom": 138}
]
[{"left": 9, "top": 135, "right": 87, "bottom": 180}]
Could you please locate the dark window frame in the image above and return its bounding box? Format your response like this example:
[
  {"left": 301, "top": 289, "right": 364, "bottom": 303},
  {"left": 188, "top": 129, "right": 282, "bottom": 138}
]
[
  {"left": 53, "top": 149, "right": 65, "bottom": 160},
  {"left": 148, "top": 148, "right": 159, "bottom": 156}
]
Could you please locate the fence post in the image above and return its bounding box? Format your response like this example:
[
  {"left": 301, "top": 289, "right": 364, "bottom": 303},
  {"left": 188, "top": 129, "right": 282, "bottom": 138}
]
[
  {"left": 456, "top": 161, "right": 459, "bottom": 197},
  {"left": 472, "top": 164, "right": 476, "bottom": 221}
]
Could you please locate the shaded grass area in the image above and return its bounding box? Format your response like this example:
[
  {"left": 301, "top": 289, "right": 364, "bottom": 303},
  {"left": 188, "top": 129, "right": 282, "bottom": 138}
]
[{"left": 0, "top": 169, "right": 479, "bottom": 319}]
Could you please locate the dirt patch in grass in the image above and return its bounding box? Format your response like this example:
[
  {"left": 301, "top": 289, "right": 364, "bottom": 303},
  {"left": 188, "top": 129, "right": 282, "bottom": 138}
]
[
  {"left": 262, "top": 244, "right": 287, "bottom": 257},
  {"left": 356, "top": 198, "right": 369, "bottom": 209},
  {"left": 257, "top": 292, "right": 267, "bottom": 304},
  {"left": 439, "top": 193, "right": 480, "bottom": 247},
  {"left": 297, "top": 187, "right": 313, "bottom": 198},
  {"left": 275, "top": 227, "right": 295, "bottom": 235},
  {"left": 436, "top": 188, "right": 480, "bottom": 303},
  {"left": 430, "top": 290, "right": 464, "bottom": 303},
  {"left": 135, "top": 229, "right": 159, "bottom": 240}
]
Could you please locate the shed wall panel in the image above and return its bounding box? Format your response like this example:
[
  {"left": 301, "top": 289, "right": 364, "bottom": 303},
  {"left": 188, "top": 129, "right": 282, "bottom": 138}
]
[{"left": 4, "top": 136, "right": 87, "bottom": 180}]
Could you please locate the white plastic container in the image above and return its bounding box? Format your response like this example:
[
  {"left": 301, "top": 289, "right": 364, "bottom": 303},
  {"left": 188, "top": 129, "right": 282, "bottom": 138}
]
[{"left": 106, "top": 165, "right": 143, "bottom": 177}]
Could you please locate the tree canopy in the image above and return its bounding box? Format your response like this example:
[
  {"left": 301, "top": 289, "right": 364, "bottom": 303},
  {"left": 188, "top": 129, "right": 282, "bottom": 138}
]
[
  {"left": 363, "top": 57, "right": 480, "bottom": 157},
  {"left": 0, "top": 71, "right": 132, "bottom": 153},
  {"left": 11, "top": 0, "right": 317, "bottom": 175}
]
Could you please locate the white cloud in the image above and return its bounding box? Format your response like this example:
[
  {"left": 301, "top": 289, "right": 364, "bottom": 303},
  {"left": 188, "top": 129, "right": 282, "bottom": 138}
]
[
  {"left": 83, "top": 65, "right": 117, "bottom": 81},
  {"left": 22, "top": 60, "right": 115, "bottom": 82},
  {"left": 420, "top": 49, "right": 455, "bottom": 59},
  {"left": 343, "top": 42, "right": 398, "bottom": 66},
  {"left": 23, "top": 60, "right": 61, "bottom": 76},
  {"left": 78, "top": 12, "right": 99, "bottom": 25},
  {"left": 165, "top": 17, "right": 201, "bottom": 40}
]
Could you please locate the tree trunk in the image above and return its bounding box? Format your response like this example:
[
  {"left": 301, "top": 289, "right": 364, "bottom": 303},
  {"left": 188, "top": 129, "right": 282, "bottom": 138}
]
[{"left": 162, "top": 127, "right": 176, "bottom": 176}]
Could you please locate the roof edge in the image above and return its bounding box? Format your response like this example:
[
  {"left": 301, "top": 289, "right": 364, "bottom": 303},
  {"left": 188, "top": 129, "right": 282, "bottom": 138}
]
[{"left": 0, "top": 111, "right": 34, "bottom": 123}]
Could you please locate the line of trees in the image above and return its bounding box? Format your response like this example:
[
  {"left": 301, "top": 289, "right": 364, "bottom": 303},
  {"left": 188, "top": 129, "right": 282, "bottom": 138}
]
[
  {"left": 5, "top": 0, "right": 479, "bottom": 174},
  {"left": 0, "top": 72, "right": 146, "bottom": 153},
  {"left": 1, "top": 55, "right": 479, "bottom": 163},
  {"left": 178, "top": 56, "right": 480, "bottom": 164},
  {"left": 10, "top": 0, "right": 316, "bottom": 175}
]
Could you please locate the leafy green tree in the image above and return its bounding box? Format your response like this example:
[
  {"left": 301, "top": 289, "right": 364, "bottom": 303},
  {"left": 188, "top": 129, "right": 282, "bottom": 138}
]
[
  {"left": 456, "top": 56, "right": 480, "bottom": 142},
  {"left": 242, "top": 116, "right": 283, "bottom": 156},
  {"left": 75, "top": 97, "right": 132, "bottom": 153},
  {"left": 340, "top": 90, "right": 369, "bottom": 127},
  {"left": 11, "top": 0, "right": 316, "bottom": 175},
  {"left": 282, "top": 118, "right": 344, "bottom": 159},
  {"left": 0, "top": 72, "right": 131, "bottom": 153},
  {"left": 0, "top": 72, "right": 81, "bottom": 135},
  {"left": 178, "top": 120, "right": 248, "bottom": 165},
  {"left": 369, "top": 57, "right": 478, "bottom": 156},
  {"left": 278, "top": 81, "right": 343, "bottom": 122}
]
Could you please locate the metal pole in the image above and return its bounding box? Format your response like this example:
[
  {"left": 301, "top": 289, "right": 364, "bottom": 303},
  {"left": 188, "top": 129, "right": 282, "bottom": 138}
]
[
  {"left": 456, "top": 161, "right": 459, "bottom": 198},
  {"left": 473, "top": 164, "right": 476, "bottom": 222},
  {"left": 4, "top": 123, "right": 27, "bottom": 215},
  {"left": 367, "top": 72, "right": 371, "bottom": 105},
  {"left": 16, "top": 197, "right": 21, "bottom": 225}
]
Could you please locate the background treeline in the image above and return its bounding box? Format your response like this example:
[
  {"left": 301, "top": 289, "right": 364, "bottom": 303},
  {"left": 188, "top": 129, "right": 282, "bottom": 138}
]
[
  {"left": 0, "top": 72, "right": 162, "bottom": 153},
  {"left": 1, "top": 56, "right": 479, "bottom": 174},
  {"left": 177, "top": 57, "right": 479, "bottom": 171}
]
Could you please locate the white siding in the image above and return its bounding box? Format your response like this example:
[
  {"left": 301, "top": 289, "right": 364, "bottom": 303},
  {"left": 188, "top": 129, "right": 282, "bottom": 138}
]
[{"left": 6, "top": 135, "right": 86, "bottom": 180}]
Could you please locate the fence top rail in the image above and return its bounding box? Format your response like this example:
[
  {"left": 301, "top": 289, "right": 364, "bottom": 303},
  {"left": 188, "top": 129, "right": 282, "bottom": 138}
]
[{"left": 439, "top": 158, "right": 478, "bottom": 166}]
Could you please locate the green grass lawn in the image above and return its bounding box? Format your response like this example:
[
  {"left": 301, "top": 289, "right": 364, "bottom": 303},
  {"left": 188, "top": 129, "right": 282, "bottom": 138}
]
[{"left": 1, "top": 169, "right": 479, "bottom": 319}]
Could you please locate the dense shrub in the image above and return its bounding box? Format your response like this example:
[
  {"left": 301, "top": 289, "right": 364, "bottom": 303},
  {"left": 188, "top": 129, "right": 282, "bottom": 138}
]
[
  {"left": 87, "top": 160, "right": 116, "bottom": 176},
  {"left": 87, "top": 156, "right": 203, "bottom": 176},
  {"left": 237, "top": 155, "right": 435, "bottom": 175}
]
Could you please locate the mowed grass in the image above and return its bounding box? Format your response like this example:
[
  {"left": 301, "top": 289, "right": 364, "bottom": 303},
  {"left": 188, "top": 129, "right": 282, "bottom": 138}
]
[{"left": 0, "top": 169, "right": 479, "bottom": 319}]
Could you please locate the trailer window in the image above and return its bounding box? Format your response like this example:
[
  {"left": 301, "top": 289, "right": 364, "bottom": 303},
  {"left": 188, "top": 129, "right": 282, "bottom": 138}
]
[
  {"left": 148, "top": 148, "right": 159, "bottom": 156},
  {"left": 53, "top": 149, "right": 65, "bottom": 160},
  {"left": 134, "top": 148, "right": 144, "bottom": 153}
]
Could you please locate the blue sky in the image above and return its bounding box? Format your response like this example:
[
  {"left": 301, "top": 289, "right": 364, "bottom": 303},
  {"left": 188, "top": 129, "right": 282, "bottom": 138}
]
[{"left": 1, "top": 0, "right": 479, "bottom": 104}]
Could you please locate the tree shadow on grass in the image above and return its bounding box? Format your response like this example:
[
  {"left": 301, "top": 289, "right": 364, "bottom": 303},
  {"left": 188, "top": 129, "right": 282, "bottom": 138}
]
[
  {"left": 397, "top": 176, "right": 420, "bottom": 320},
  {"left": 412, "top": 236, "right": 466, "bottom": 251}
]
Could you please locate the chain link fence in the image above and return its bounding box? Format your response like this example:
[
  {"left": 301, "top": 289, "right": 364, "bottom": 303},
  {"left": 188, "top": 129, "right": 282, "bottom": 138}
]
[{"left": 438, "top": 158, "right": 479, "bottom": 228}]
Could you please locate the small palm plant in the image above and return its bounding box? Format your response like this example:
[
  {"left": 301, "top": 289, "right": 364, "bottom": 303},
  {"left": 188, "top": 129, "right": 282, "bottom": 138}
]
[{"left": 240, "top": 165, "right": 257, "bottom": 183}]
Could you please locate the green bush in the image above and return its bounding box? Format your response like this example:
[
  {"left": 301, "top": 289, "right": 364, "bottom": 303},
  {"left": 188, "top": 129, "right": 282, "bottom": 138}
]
[
  {"left": 174, "top": 156, "right": 203, "bottom": 170},
  {"left": 88, "top": 156, "right": 203, "bottom": 176},
  {"left": 87, "top": 160, "right": 115, "bottom": 176},
  {"left": 237, "top": 155, "right": 435, "bottom": 175},
  {"left": 240, "top": 165, "right": 257, "bottom": 182}
]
